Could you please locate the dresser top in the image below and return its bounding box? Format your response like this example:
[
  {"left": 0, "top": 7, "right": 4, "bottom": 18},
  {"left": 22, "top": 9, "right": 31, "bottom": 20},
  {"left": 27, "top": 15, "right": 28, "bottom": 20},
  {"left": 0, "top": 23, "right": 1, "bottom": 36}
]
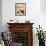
[{"left": 7, "top": 23, "right": 34, "bottom": 25}]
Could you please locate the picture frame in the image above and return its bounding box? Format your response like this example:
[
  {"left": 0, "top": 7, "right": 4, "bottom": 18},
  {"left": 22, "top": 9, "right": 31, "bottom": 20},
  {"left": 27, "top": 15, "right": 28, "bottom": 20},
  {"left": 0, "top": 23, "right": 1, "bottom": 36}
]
[{"left": 15, "top": 3, "right": 26, "bottom": 16}]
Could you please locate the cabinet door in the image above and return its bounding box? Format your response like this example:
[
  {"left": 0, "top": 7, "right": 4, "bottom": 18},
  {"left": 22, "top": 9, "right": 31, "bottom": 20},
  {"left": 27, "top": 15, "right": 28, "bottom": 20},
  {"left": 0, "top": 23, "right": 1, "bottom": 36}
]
[{"left": 11, "top": 32, "right": 28, "bottom": 46}]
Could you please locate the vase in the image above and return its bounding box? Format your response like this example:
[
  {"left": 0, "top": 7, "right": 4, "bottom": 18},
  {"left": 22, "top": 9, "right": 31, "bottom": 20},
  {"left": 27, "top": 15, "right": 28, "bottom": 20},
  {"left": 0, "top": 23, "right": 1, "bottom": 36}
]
[{"left": 39, "top": 40, "right": 45, "bottom": 46}]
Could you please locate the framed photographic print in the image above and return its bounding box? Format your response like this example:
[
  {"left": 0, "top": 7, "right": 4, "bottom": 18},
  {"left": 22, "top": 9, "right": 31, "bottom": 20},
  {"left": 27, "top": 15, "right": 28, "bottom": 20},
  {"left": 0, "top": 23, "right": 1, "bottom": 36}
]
[{"left": 15, "top": 3, "right": 26, "bottom": 16}]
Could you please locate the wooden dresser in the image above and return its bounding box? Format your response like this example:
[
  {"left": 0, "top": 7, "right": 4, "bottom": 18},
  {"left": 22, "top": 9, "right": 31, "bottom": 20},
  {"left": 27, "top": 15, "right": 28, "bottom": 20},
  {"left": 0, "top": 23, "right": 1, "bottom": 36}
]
[{"left": 7, "top": 23, "right": 34, "bottom": 46}]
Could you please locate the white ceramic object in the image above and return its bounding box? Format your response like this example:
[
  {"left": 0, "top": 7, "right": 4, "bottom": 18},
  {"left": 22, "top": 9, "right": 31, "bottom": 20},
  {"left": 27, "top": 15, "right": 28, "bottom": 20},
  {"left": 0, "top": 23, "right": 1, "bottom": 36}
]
[{"left": 8, "top": 19, "right": 19, "bottom": 23}]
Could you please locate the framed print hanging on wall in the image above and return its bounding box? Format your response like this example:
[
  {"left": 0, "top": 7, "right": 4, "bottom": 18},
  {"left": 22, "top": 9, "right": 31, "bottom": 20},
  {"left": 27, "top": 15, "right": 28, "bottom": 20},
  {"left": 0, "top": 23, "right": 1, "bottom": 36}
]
[{"left": 15, "top": 3, "right": 26, "bottom": 16}]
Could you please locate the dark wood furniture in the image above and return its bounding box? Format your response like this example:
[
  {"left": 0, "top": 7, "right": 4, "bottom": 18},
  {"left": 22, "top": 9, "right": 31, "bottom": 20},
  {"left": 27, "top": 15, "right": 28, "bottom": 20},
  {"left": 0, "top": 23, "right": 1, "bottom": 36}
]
[{"left": 7, "top": 23, "right": 34, "bottom": 46}]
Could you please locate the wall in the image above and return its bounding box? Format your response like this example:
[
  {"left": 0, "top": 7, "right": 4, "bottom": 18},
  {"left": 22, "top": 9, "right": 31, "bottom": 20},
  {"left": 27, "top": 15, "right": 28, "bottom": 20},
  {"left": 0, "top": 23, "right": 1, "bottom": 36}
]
[
  {"left": 0, "top": 0, "right": 2, "bottom": 32},
  {"left": 40, "top": 0, "right": 46, "bottom": 32},
  {"left": 2, "top": 0, "right": 46, "bottom": 46},
  {"left": 40, "top": 0, "right": 46, "bottom": 13},
  {"left": 2, "top": 0, "right": 40, "bottom": 31}
]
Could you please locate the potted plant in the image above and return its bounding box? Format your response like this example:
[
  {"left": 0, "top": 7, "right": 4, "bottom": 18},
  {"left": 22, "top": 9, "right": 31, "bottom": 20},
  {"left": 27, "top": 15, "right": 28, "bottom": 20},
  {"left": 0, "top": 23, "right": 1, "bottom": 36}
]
[{"left": 36, "top": 25, "right": 45, "bottom": 46}]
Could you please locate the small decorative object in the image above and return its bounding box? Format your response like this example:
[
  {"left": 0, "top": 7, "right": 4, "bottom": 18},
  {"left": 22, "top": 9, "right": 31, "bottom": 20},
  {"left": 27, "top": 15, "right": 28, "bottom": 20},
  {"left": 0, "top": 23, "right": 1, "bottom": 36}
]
[
  {"left": 9, "top": 19, "right": 14, "bottom": 23},
  {"left": 36, "top": 25, "right": 45, "bottom": 46},
  {"left": 15, "top": 3, "right": 26, "bottom": 16},
  {"left": 25, "top": 20, "right": 30, "bottom": 23},
  {"left": 10, "top": 20, "right": 13, "bottom": 21},
  {"left": 9, "top": 19, "right": 19, "bottom": 23}
]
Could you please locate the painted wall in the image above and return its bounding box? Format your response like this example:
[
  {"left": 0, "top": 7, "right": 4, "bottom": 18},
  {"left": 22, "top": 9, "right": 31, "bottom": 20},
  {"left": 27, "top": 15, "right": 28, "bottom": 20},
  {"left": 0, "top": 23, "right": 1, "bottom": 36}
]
[
  {"left": 0, "top": 0, "right": 2, "bottom": 32},
  {"left": 2, "top": 0, "right": 40, "bottom": 31},
  {"left": 2, "top": 0, "right": 46, "bottom": 46},
  {"left": 40, "top": 0, "right": 46, "bottom": 13}
]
